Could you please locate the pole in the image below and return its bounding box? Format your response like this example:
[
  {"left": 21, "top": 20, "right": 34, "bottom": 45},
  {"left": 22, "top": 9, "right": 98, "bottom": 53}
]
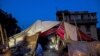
[
  {"left": 4, "top": 27, "right": 9, "bottom": 47},
  {"left": 4, "top": 28, "right": 7, "bottom": 41},
  {"left": 73, "top": 16, "right": 82, "bottom": 41},
  {"left": 62, "top": 12, "right": 69, "bottom": 43},
  {"left": 4, "top": 27, "right": 11, "bottom": 49},
  {"left": 0, "top": 24, "right": 5, "bottom": 45},
  {"left": 62, "top": 12, "right": 65, "bottom": 22}
]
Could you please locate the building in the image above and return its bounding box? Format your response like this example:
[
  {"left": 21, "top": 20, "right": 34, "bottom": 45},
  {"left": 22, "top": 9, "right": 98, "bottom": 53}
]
[
  {"left": 56, "top": 10, "right": 98, "bottom": 40},
  {"left": 97, "top": 28, "right": 100, "bottom": 40}
]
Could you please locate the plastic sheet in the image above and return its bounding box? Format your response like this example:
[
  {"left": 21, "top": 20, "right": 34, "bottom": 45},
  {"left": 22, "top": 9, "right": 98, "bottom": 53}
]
[
  {"left": 88, "top": 41, "right": 100, "bottom": 56},
  {"left": 68, "top": 41, "right": 100, "bottom": 56},
  {"left": 68, "top": 41, "right": 89, "bottom": 56}
]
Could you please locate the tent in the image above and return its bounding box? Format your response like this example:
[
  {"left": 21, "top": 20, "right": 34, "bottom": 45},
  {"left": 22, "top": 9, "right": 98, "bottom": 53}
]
[
  {"left": 8, "top": 20, "right": 60, "bottom": 47},
  {"left": 8, "top": 20, "right": 96, "bottom": 56},
  {"left": 8, "top": 20, "right": 60, "bottom": 56}
]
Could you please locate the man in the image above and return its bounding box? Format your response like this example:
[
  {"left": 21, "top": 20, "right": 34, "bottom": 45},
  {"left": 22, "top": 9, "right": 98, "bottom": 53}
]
[{"left": 36, "top": 43, "right": 43, "bottom": 56}]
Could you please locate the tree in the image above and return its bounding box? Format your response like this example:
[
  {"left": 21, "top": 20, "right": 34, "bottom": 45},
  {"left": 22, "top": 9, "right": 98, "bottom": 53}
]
[{"left": 0, "top": 9, "right": 21, "bottom": 44}]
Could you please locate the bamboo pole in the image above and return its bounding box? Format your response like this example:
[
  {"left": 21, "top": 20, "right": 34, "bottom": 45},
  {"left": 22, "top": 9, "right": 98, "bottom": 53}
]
[
  {"left": 62, "top": 12, "right": 66, "bottom": 42},
  {"left": 0, "top": 24, "right": 5, "bottom": 45},
  {"left": 4, "top": 27, "right": 9, "bottom": 48},
  {"left": 4, "top": 28, "right": 7, "bottom": 41},
  {"left": 73, "top": 17, "right": 82, "bottom": 41},
  {"left": 62, "top": 12, "right": 71, "bottom": 43}
]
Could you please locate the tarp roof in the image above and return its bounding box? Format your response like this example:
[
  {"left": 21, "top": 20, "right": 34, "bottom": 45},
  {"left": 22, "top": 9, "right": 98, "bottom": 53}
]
[
  {"left": 8, "top": 20, "right": 95, "bottom": 47},
  {"left": 9, "top": 20, "right": 60, "bottom": 47}
]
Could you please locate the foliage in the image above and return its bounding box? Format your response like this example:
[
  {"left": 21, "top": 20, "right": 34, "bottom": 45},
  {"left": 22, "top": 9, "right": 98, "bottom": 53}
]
[{"left": 0, "top": 9, "right": 21, "bottom": 37}]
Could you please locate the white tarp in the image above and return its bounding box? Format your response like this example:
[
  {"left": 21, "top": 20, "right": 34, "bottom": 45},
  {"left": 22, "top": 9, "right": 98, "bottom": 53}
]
[
  {"left": 41, "top": 21, "right": 60, "bottom": 32},
  {"left": 64, "top": 22, "right": 77, "bottom": 41},
  {"left": 27, "top": 20, "right": 42, "bottom": 36},
  {"left": 9, "top": 20, "right": 42, "bottom": 47},
  {"left": 27, "top": 20, "right": 60, "bottom": 36},
  {"left": 9, "top": 20, "right": 60, "bottom": 47},
  {"left": 9, "top": 32, "right": 26, "bottom": 47}
]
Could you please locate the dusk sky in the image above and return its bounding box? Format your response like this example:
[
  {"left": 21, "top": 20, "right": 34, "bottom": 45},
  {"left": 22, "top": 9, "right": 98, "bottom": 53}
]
[{"left": 0, "top": 0, "right": 100, "bottom": 29}]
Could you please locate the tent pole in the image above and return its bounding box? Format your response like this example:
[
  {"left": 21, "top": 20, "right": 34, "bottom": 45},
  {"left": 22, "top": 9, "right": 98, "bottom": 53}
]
[
  {"left": 73, "top": 16, "right": 82, "bottom": 41},
  {"left": 0, "top": 24, "right": 5, "bottom": 45},
  {"left": 62, "top": 12, "right": 65, "bottom": 40},
  {"left": 62, "top": 12, "right": 68, "bottom": 43},
  {"left": 62, "top": 12, "right": 65, "bottom": 22},
  {"left": 4, "top": 27, "right": 9, "bottom": 48}
]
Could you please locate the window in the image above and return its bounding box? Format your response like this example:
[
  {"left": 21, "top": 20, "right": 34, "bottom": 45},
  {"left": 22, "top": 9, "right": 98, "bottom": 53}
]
[
  {"left": 83, "top": 14, "right": 89, "bottom": 19},
  {"left": 71, "top": 15, "right": 75, "bottom": 20},
  {"left": 77, "top": 15, "right": 81, "bottom": 20},
  {"left": 85, "top": 25, "right": 90, "bottom": 32},
  {"left": 71, "top": 15, "right": 81, "bottom": 20},
  {"left": 65, "top": 16, "right": 70, "bottom": 21},
  {"left": 91, "top": 14, "right": 96, "bottom": 19}
]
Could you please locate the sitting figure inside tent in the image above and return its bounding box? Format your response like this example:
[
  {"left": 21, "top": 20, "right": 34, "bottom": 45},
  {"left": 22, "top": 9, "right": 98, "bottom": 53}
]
[{"left": 37, "top": 31, "right": 67, "bottom": 56}]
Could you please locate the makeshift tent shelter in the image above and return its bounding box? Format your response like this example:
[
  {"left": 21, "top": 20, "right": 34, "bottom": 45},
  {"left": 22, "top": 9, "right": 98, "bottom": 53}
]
[
  {"left": 8, "top": 20, "right": 60, "bottom": 47},
  {"left": 8, "top": 20, "right": 96, "bottom": 56},
  {"left": 9, "top": 20, "right": 96, "bottom": 47},
  {"left": 8, "top": 20, "right": 60, "bottom": 56}
]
